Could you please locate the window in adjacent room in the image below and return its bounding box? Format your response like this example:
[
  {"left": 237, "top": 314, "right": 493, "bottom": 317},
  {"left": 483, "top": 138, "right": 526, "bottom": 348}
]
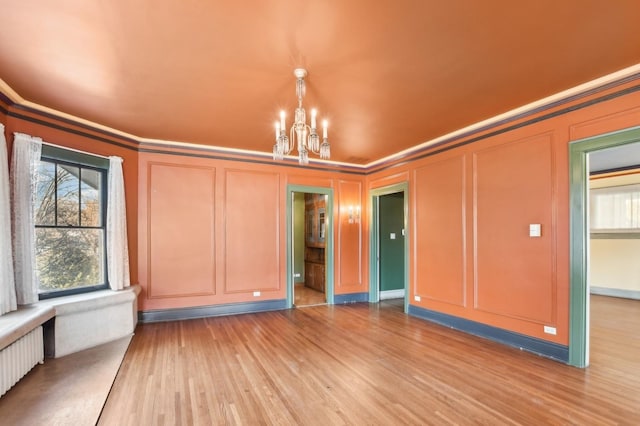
[
  {"left": 590, "top": 183, "right": 640, "bottom": 233},
  {"left": 34, "top": 145, "right": 109, "bottom": 298}
]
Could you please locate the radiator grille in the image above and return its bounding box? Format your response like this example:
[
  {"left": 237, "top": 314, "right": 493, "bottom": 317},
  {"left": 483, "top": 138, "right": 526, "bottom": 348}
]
[{"left": 0, "top": 326, "right": 44, "bottom": 397}]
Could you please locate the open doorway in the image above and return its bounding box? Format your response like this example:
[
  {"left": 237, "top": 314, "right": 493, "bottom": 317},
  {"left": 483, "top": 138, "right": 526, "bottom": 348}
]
[
  {"left": 370, "top": 182, "right": 409, "bottom": 313},
  {"left": 286, "top": 185, "right": 334, "bottom": 308},
  {"left": 293, "top": 192, "right": 327, "bottom": 306},
  {"left": 587, "top": 144, "right": 640, "bottom": 368},
  {"left": 568, "top": 126, "right": 640, "bottom": 367},
  {"left": 379, "top": 192, "right": 406, "bottom": 300}
]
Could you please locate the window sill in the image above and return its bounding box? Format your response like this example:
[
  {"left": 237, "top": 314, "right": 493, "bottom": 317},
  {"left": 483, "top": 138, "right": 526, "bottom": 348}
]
[
  {"left": 0, "top": 305, "right": 55, "bottom": 351},
  {"left": 36, "top": 284, "right": 141, "bottom": 358},
  {"left": 37, "top": 285, "right": 140, "bottom": 315}
]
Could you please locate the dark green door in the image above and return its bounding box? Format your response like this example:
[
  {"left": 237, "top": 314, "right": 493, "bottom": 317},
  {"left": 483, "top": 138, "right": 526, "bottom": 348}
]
[{"left": 379, "top": 192, "right": 405, "bottom": 294}]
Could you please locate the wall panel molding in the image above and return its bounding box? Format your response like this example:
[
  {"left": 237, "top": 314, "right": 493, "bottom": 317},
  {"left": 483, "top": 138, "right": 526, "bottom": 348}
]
[
  {"left": 413, "top": 155, "right": 466, "bottom": 307},
  {"left": 472, "top": 133, "right": 556, "bottom": 324},
  {"left": 337, "top": 180, "right": 363, "bottom": 290},
  {"left": 223, "top": 169, "right": 281, "bottom": 294},
  {"left": 147, "top": 162, "right": 216, "bottom": 299}
]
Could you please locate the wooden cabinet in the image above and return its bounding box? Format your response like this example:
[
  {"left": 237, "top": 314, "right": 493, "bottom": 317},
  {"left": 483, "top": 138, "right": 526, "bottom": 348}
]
[
  {"left": 305, "top": 194, "right": 326, "bottom": 248},
  {"left": 304, "top": 193, "right": 326, "bottom": 292},
  {"left": 304, "top": 261, "right": 325, "bottom": 293}
]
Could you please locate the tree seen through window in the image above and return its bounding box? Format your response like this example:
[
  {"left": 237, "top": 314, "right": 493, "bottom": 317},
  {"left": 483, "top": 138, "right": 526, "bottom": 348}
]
[{"left": 35, "top": 158, "right": 106, "bottom": 295}]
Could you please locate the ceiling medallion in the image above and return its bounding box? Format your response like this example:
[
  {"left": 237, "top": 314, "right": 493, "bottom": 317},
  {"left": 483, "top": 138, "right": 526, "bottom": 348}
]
[{"left": 273, "top": 68, "right": 330, "bottom": 164}]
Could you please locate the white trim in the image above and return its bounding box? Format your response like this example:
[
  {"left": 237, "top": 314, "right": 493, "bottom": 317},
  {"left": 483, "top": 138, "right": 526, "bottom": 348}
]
[
  {"left": 368, "top": 64, "right": 640, "bottom": 168},
  {"left": 590, "top": 286, "right": 640, "bottom": 300},
  {"left": 42, "top": 141, "right": 109, "bottom": 159},
  {"left": 3, "top": 63, "right": 640, "bottom": 168}
]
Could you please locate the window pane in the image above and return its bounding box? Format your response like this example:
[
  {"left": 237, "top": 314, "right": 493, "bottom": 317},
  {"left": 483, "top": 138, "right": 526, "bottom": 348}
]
[
  {"left": 81, "top": 168, "right": 102, "bottom": 227},
  {"left": 35, "top": 161, "right": 56, "bottom": 226},
  {"left": 36, "top": 228, "right": 105, "bottom": 292},
  {"left": 57, "top": 165, "right": 80, "bottom": 226},
  {"left": 590, "top": 184, "right": 640, "bottom": 231}
]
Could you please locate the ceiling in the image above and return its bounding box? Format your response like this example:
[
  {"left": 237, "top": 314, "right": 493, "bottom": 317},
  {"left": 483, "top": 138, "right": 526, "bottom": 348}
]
[
  {"left": 1, "top": 1, "right": 640, "bottom": 165},
  {"left": 590, "top": 143, "right": 640, "bottom": 173}
]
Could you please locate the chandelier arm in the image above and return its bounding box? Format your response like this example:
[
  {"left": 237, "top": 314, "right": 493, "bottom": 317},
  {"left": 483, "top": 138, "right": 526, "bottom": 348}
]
[{"left": 273, "top": 68, "right": 331, "bottom": 163}]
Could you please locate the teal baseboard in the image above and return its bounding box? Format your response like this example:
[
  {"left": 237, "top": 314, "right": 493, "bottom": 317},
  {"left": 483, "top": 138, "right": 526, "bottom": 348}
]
[
  {"left": 407, "top": 305, "right": 569, "bottom": 363},
  {"left": 590, "top": 286, "right": 640, "bottom": 300},
  {"left": 139, "top": 299, "right": 287, "bottom": 323},
  {"left": 334, "top": 292, "right": 369, "bottom": 304}
]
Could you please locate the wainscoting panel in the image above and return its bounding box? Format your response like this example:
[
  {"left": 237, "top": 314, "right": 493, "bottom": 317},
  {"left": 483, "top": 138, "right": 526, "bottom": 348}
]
[
  {"left": 223, "top": 169, "right": 281, "bottom": 294},
  {"left": 148, "top": 163, "right": 216, "bottom": 298},
  {"left": 473, "top": 134, "right": 556, "bottom": 324},
  {"left": 337, "top": 180, "right": 363, "bottom": 292},
  {"left": 414, "top": 155, "right": 466, "bottom": 307}
]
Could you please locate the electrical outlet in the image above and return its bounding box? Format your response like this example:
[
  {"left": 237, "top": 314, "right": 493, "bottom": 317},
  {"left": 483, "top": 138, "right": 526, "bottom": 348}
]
[
  {"left": 529, "top": 224, "right": 541, "bottom": 237},
  {"left": 544, "top": 325, "right": 556, "bottom": 335},
  {"left": 253, "top": 291, "right": 261, "bottom": 297},
  {"left": 414, "top": 295, "right": 421, "bottom": 302},
  {"left": 294, "top": 273, "right": 301, "bottom": 278}
]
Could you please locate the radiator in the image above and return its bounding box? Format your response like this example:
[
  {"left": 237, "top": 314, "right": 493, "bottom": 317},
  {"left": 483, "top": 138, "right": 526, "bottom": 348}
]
[{"left": 0, "top": 326, "right": 44, "bottom": 397}]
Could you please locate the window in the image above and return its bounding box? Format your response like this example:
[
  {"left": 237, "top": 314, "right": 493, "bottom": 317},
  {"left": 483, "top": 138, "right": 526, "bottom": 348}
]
[
  {"left": 590, "top": 184, "right": 640, "bottom": 233},
  {"left": 34, "top": 145, "right": 109, "bottom": 298}
]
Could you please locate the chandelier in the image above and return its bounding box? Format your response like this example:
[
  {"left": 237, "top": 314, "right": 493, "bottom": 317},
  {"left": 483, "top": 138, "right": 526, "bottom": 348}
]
[{"left": 273, "top": 68, "right": 330, "bottom": 164}]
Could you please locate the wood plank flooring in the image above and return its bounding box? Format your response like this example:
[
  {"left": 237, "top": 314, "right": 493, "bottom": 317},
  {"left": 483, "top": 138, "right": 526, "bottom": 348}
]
[
  {"left": 294, "top": 282, "right": 326, "bottom": 307},
  {"left": 99, "top": 296, "right": 640, "bottom": 425},
  {"left": 0, "top": 335, "right": 131, "bottom": 426}
]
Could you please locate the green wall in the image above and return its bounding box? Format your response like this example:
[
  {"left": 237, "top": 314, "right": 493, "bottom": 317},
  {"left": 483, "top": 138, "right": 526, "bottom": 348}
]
[
  {"left": 379, "top": 193, "right": 405, "bottom": 291},
  {"left": 293, "top": 192, "right": 305, "bottom": 283}
]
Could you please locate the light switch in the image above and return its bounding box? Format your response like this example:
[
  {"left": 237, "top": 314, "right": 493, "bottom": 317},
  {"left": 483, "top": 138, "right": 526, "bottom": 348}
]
[
  {"left": 529, "top": 224, "right": 541, "bottom": 237},
  {"left": 390, "top": 233, "right": 396, "bottom": 240}
]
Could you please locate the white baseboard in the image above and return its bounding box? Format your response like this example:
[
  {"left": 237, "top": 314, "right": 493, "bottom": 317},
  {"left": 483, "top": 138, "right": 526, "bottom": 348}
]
[
  {"left": 380, "top": 289, "right": 405, "bottom": 300},
  {"left": 590, "top": 286, "right": 640, "bottom": 300}
]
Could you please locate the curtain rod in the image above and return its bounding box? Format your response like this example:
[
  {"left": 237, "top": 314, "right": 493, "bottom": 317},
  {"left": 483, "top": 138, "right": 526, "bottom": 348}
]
[{"left": 42, "top": 141, "right": 110, "bottom": 160}]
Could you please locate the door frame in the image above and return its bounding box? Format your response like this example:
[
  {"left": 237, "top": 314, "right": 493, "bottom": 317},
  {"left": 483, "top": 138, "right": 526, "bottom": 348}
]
[
  {"left": 369, "top": 182, "right": 409, "bottom": 313},
  {"left": 568, "top": 125, "right": 640, "bottom": 367},
  {"left": 286, "top": 185, "right": 335, "bottom": 309}
]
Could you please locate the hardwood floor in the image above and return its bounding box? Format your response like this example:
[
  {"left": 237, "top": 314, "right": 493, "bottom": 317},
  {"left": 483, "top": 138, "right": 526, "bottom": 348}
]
[
  {"left": 0, "top": 336, "right": 131, "bottom": 426},
  {"left": 294, "top": 282, "right": 326, "bottom": 307},
  {"left": 99, "top": 296, "right": 640, "bottom": 425}
]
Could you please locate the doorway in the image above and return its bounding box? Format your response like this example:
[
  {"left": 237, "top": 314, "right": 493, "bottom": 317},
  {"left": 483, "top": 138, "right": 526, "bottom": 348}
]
[
  {"left": 379, "top": 192, "right": 406, "bottom": 300},
  {"left": 370, "top": 182, "right": 409, "bottom": 313},
  {"left": 286, "top": 185, "right": 334, "bottom": 308},
  {"left": 568, "top": 125, "right": 640, "bottom": 367}
]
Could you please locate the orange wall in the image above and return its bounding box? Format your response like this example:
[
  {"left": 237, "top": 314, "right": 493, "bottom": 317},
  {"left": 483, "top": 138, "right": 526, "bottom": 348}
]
[
  {"left": 3, "top": 77, "right": 640, "bottom": 346},
  {"left": 1, "top": 100, "right": 368, "bottom": 313},
  {"left": 136, "top": 150, "right": 367, "bottom": 311},
  {"left": 368, "top": 78, "right": 640, "bottom": 346},
  {"left": 3, "top": 107, "right": 140, "bottom": 287},
  {"left": 0, "top": 96, "right": 8, "bottom": 127}
]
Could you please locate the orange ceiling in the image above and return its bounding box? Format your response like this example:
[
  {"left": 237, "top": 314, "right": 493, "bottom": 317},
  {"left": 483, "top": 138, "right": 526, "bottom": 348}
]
[{"left": 1, "top": 1, "right": 640, "bottom": 165}]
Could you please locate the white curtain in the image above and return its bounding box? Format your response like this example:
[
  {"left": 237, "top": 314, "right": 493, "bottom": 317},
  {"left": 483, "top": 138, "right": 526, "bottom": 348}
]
[
  {"left": 10, "top": 132, "right": 42, "bottom": 305},
  {"left": 590, "top": 185, "right": 640, "bottom": 230},
  {"left": 107, "top": 156, "right": 130, "bottom": 290},
  {"left": 0, "top": 124, "right": 17, "bottom": 315}
]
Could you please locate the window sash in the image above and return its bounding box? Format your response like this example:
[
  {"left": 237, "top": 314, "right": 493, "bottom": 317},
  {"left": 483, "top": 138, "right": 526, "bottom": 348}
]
[
  {"left": 35, "top": 149, "right": 109, "bottom": 298},
  {"left": 590, "top": 184, "right": 640, "bottom": 233}
]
